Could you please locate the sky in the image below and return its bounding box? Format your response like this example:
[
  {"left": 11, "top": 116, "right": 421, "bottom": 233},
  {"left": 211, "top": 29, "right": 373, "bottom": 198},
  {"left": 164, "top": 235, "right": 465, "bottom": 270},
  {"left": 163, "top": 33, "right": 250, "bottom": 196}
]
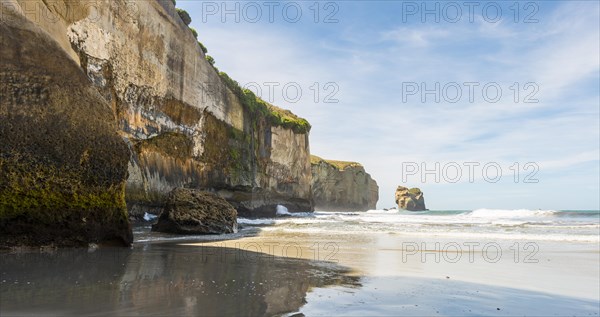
[{"left": 178, "top": 0, "right": 600, "bottom": 210}]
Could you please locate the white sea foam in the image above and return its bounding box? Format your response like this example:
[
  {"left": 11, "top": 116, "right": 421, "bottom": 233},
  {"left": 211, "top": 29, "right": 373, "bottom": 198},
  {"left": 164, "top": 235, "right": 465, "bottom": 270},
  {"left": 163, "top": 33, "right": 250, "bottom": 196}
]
[
  {"left": 365, "top": 209, "right": 397, "bottom": 214},
  {"left": 261, "top": 225, "right": 600, "bottom": 242},
  {"left": 143, "top": 212, "right": 157, "bottom": 221},
  {"left": 253, "top": 209, "right": 599, "bottom": 243},
  {"left": 276, "top": 205, "right": 291, "bottom": 216},
  {"left": 395, "top": 230, "right": 600, "bottom": 243},
  {"left": 467, "top": 208, "right": 559, "bottom": 218},
  {"left": 237, "top": 218, "right": 276, "bottom": 225},
  {"left": 137, "top": 209, "right": 598, "bottom": 243}
]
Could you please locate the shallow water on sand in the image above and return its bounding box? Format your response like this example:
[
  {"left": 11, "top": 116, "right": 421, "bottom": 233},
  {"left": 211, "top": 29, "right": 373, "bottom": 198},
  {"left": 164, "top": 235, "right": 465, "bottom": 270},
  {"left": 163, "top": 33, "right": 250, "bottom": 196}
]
[
  {"left": 2, "top": 209, "right": 599, "bottom": 316},
  {"left": 0, "top": 243, "right": 358, "bottom": 316},
  {"left": 297, "top": 276, "right": 600, "bottom": 316}
]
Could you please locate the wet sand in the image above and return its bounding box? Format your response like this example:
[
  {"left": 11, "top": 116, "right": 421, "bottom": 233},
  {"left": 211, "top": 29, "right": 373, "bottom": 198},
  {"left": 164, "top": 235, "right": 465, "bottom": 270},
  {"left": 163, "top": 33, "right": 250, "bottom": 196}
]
[
  {"left": 188, "top": 229, "right": 600, "bottom": 316},
  {"left": 0, "top": 243, "right": 358, "bottom": 316},
  {"left": 2, "top": 227, "right": 599, "bottom": 316}
]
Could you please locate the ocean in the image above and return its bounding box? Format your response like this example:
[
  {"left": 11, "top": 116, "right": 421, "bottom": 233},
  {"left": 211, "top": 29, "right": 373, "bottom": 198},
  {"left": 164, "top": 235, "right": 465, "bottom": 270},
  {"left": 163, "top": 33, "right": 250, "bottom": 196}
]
[
  {"left": 3, "top": 209, "right": 599, "bottom": 316},
  {"left": 135, "top": 209, "right": 600, "bottom": 244}
]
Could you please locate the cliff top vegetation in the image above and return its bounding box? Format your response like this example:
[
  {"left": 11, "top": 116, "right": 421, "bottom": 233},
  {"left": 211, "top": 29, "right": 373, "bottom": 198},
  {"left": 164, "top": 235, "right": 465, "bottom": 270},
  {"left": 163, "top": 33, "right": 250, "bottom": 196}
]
[
  {"left": 310, "top": 155, "right": 362, "bottom": 170},
  {"left": 173, "top": 2, "right": 310, "bottom": 134}
]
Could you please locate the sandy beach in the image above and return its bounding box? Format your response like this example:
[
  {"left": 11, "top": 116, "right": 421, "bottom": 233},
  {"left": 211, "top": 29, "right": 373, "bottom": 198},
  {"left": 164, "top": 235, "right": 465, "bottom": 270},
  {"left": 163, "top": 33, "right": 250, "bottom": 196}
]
[
  {"left": 186, "top": 226, "right": 600, "bottom": 316},
  {"left": 2, "top": 0, "right": 598, "bottom": 316},
  {"left": 0, "top": 242, "right": 358, "bottom": 316},
  {"left": 2, "top": 211, "right": 599, "bottom": 316}
]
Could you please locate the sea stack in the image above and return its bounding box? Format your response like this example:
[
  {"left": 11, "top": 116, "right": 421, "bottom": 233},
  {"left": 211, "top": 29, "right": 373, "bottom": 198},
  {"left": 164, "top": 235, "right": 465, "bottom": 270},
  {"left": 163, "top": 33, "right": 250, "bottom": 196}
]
[
  {"left": 395, "top": 186, "right": 426, "bottom": 211},
  {"left": 310, "top": 155, "right": 379, "bottom": 211}
]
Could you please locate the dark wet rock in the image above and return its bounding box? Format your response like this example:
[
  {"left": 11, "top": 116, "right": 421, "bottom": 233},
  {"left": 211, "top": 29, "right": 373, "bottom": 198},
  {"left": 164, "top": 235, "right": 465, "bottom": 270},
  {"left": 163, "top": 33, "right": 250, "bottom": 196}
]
[
  {"left": 0, "top": 6, "right": 132, "bottom": 248},
  {"left": 215, "top": 187, "right": 312, "bottom": 218},
  {"left": 152, "top": 188, "right": 237, "bottom": 234}
]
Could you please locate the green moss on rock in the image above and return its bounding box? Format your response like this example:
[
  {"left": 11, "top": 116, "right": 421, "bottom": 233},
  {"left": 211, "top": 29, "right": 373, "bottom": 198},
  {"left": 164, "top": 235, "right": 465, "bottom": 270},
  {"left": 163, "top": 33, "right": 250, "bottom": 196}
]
[
  {"left": 189, "top": 27, "right": 198, "bottom": 39},
  {"left": 218, "top": 72, "right": 311, "bottom": 134},
  {"left": 201, "top": 111, "right": 253, "bottom": 186},
  {"left": 0, "top": 155, "right": 131, "bottom": 248},
  {"left": 0, "top": 16, "right": 132, "bottom": 248},
  {"left": 198, "top": 41, "right": 208, "bottom": 54},
  {"left": 206, "top": 55, "right": 216, "bottom": 66},
  {"left": 176, "top": 8, "right": 191, "bottom": 25}
]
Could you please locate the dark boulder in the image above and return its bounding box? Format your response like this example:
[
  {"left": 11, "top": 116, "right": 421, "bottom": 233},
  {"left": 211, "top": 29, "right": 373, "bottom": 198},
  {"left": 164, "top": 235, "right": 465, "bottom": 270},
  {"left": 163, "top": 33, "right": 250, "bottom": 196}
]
[{"left": 152, "top": 188, "right": 237, "bottom": 234}]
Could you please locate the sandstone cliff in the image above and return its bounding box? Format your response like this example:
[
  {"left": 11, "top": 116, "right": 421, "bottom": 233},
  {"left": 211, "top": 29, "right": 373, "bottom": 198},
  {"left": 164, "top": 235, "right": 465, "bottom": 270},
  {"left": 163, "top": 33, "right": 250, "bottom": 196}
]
[
  {"left": 310, "top": 155, "right": 379, "bottom": 211},
  {"left": 0, "top": 0, "right": 132, "bottom": 247},
  {"left": 6, "top": 0, "right": 312, "bottom": 218},
  {"left": 66, "top": 0, "right": 313, "bottom": 217},
  {"left": 395, "top": 186, "right": 427, "bottom": 211},
  {"left": 0, "top": 0, "right": 314, "bottom": 247}
]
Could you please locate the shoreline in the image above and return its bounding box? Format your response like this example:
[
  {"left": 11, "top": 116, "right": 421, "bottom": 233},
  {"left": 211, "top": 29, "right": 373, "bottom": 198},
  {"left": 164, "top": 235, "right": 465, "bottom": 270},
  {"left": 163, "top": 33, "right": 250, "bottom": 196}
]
[
  {"left": 185, "top": 225, "right": 600, "bottom": 303},
  {"left": 0, "top": 240, "right": 359, "bottom": 316},
  {"left": 2, "top": 212, "right": 598, "bottom": 316}
]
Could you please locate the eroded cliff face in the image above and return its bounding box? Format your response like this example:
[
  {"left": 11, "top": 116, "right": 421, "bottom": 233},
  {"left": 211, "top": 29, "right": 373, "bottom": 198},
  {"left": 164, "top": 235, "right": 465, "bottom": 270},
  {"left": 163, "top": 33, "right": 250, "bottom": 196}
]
[
  {"left": 0, "top": 0, "right": 132, "bottom": 247},
  {"left": 310, "top": 156, "right": 379, "bottom": 211},
  {"left": 0, "top": 0, "right": 313, "bottom": 249},
  {"left": 60, "top": 0, "right": 312, "bottom": 216}
]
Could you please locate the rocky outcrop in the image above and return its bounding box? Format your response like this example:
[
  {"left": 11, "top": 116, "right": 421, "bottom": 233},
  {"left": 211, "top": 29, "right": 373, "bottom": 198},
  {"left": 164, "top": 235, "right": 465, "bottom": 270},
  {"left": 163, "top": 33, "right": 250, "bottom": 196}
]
[
  {"left": 63, "top": 0, "right": 313, "bottom": 217},
  {"left": 0, "top": 1, "right": 132, "bottom": 247},
  {"left": 395, "top": 186, "right": 427, "bottom": 211},
  {"left": 151, "top": 188, "right": 237, "bottom": 234},
  {"left": 0, "top": 0, "right": 315, "bottom": 247},
  {"left": 310, "top": 156, "right": 379, "bottom": 211},
  {"left": 3, "top": 0, "right": 312, "bottom": 210}
]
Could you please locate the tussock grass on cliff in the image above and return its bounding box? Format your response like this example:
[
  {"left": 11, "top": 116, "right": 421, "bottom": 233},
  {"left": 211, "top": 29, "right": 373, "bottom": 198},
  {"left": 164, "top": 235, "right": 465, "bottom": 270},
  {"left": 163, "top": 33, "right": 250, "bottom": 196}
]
[
  {"left": 218, "top": 72, "right": 311, "bottom": 134},
  {"left": 171, "top": 1, "right": 309, "bottom": 134},
  {"left": 310, "top": 155, "right": 362, "bottom": 170}
]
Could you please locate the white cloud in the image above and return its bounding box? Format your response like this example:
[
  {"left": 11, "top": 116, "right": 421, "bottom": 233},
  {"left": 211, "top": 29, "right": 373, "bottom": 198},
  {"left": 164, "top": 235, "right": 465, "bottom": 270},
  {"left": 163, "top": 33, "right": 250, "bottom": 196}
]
[
  {"left": 539, "top": 150, "right": 600, "bottom": 170},
  {"left": 381, "top": 26, "right": 450, "bottom": 47},
  {"left": 182, "top": 1, "right": 600, "bottom": 210}
]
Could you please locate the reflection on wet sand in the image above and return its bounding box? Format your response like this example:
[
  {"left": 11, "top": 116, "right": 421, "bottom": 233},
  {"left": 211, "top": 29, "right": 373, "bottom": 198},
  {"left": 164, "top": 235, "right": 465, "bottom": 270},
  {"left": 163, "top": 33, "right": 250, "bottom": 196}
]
[{"left": 0, "top": 244, "right": 360, "bottom": 316}]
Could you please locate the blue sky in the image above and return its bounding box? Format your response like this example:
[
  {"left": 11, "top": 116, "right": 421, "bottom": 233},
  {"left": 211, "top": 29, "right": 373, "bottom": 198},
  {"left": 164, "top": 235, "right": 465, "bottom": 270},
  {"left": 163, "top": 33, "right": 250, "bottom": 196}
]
[{"left": 179, "top": 1, "right": 600, "bottom": 210}]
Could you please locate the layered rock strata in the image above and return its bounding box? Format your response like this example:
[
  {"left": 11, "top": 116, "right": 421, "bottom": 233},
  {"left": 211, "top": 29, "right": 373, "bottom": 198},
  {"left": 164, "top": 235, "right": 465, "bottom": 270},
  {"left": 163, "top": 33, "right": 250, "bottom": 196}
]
[{"left": 310, "top": 155, "right": 379, "bottom": 211}]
